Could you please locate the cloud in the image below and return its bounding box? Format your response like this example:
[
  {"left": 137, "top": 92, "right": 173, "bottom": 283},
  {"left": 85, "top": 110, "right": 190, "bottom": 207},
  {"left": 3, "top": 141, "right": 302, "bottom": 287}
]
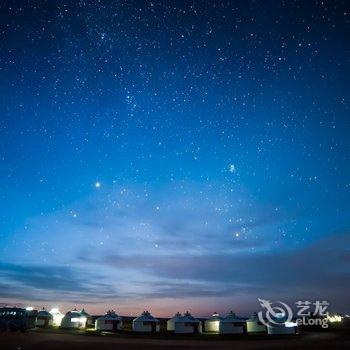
[
  {"left": 79, "top": 232, "right": 350, "bottom": 308},
  {"left": 0, "top": 262, "right": 120, "bottom": 302},
  {"left": 129, "top": 281, "right": 236, "bottom": 299},
  {"left": 4, "top": 182, "right": 285, "bottom": 264},
  {"left": 3, "top": 183, "right": 348, "bottom": 313}
]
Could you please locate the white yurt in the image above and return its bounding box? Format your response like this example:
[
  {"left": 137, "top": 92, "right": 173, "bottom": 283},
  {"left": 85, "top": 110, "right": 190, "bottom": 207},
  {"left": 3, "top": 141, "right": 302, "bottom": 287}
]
[
  {"left": 80, "top": 308, "right": 94, "bottom": 327},
  {"left": 246, "top": 312, "right": 267, "bottom": 333},
  {"left": 35, "top": 308, "right": 53, "bottom": 327},
  {"left": 95, "top": 310, "right": 123, "bottom": 332},
  {"left": 133, "top": 311, "right": 160, "bottom": 332},
  {"left": 174, "top": 311, "right": 202, "bottom": 334},
  {"left": 267, "top": 313, "right": 298, "bottom": 335},
  {"left": 61, "top": 309, "right": 87, "bottom": 329},
  {"left": 167, "top": 312, "right": 182, "bottom": 331},
  {"left": 49, "top": 308, "right": 64, "bottom": 326},
  {"left": 219, "top": 311, "right": 246, "bottom": 334},
  {"left": 204, "top": 312, "right": 222, "bottom": 332}
]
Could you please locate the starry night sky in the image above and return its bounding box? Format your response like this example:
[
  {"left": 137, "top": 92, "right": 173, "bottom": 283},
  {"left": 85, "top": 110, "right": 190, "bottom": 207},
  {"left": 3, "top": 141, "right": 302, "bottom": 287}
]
[{"left": 0, "top": 1, "right": 349, "bottom": 317}]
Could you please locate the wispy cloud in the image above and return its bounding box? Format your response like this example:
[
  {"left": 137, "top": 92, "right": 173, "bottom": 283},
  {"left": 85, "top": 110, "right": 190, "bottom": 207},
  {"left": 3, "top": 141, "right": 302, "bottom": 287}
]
[
  {"left": 79, "top": 232, "right": 350, "bottom": 309},
  {"left": 0, "top": 262, "right": 120, "bottom": 302},
  {"left": 2, "top": 183, "right": 348, "bottom": 314}
]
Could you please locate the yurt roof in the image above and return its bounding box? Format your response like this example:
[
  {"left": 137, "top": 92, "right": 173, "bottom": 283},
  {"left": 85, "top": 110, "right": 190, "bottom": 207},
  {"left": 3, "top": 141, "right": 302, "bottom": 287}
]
[
  {"left": 169, "top": 312, "right": 182, "bottom": 321},
  {"left": 178, "top": 311, "right": 200, "bottom": 324},
  {"left": 247, "top": 312, "right": 262, "bottom": 321},
  {"left": 37, "top": 308, "right": 52, "bottom": 317},
  {"left": 134, "top": 311, "right": 159, "bottom": 322},
  {"left": 80, "top": 308, "right": 91, "bottom": 316},
  {"left": 98, "top": 310, "right": 122, "bottom": 321},
  {"left": 221, "top": 311, "right": 244, "bottom": 323},
  {"left": 65, "top": 310, "right": 82, "bottom": 318}
]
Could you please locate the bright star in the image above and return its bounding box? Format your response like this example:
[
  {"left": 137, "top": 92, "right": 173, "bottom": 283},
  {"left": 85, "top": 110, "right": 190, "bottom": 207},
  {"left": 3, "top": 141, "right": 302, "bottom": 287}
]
[{"left": 229, "top": 164, "right": 235, "bottom": 173}]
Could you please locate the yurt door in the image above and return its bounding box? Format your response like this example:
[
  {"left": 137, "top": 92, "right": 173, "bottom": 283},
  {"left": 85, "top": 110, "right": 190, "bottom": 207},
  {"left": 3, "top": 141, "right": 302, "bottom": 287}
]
[{"left": 112, "top": 320, "right": 119, "bottom": 332}]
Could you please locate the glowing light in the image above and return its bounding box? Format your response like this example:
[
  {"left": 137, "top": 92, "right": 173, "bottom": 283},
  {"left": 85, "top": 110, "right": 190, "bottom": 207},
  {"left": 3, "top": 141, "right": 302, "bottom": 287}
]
[
  {"left": 228, "top": 164, "right": 235, "bottom": 173},
  {"left": 95, "top": 182, "right": 101, "bottom": 188},
  {"left": 71, "top": 317, "right": 87, "bottom": 327},
  {"left": 49, "top": 308, "right": 64, "bottom": 326},
  {"left": 285, "top": 321, "right": 298, "bottom": 328},
  {"left": 26, "top": 306, "right": 34, "bottom": 311},
  {"left": 326, "top": 314, "right": 342, "bottom": 323}
]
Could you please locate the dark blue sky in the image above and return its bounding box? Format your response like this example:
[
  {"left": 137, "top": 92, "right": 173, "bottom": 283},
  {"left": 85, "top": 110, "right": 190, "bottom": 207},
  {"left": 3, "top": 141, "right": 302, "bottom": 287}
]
[{"left": 0, "top": 0, "right": 349, "bottom": 316}]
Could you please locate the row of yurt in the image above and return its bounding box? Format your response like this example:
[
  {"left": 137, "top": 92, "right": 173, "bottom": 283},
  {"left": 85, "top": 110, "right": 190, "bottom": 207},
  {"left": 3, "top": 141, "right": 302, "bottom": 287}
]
[
  {"left": 34, "top": 307, "right": 92, "bottom": 329},
  {"left": 34, "top": 307, "right": 64, "bottom": 328},
  {"left": 167, "top": 311, "right": 202, "bottom": 333},
  {"left": 205, "top": 311, "right": 298, "bottom": 334},
  {"left": 246, "top": 312, "right": 297, "bottom": 335},
  {"left": 133, "top": 311, "right": 160, "bottom": 332},
  {"left": 32, "top": 307, "right": 297, "bottom": 335},
  {"left": 204, "top": 311, "right": 246, "bottom": 334},
  {"left": 205, "top": 311, "right": 297, "bottom": 335},
  {"left": 95, "top": 310, "right": 122, "bottom": 332}
]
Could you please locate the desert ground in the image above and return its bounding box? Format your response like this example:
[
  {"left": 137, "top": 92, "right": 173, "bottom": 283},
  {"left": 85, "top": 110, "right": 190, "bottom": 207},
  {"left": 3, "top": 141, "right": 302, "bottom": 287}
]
[{"left": 1, "top": 329, "right": 350, "bottom": 350}]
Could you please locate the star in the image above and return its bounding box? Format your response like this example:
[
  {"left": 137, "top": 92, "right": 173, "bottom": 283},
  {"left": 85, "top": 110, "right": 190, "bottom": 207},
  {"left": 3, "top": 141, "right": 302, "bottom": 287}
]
[
  {"left": 229, "top": 164, "right": 236, "bottom": 173},
  {"left": 1, "top": 0, "right": 348, "bottom": 317}
]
